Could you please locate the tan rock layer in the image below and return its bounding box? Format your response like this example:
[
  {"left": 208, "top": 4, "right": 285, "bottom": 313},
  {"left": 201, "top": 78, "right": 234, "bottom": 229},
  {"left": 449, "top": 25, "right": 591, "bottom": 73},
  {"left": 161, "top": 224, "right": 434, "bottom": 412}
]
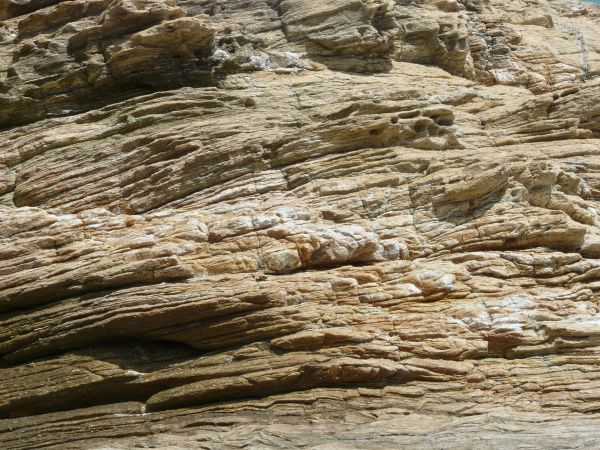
[{"left": 1, "top": 0, "right": 600, "bottom": 448}]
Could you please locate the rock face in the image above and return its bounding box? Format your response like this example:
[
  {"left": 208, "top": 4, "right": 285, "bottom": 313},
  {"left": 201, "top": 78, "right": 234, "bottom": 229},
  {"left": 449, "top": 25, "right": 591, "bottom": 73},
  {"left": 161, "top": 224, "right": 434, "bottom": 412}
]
[{"left": 1, "top": 0, "right": 600, "bottom": 448}]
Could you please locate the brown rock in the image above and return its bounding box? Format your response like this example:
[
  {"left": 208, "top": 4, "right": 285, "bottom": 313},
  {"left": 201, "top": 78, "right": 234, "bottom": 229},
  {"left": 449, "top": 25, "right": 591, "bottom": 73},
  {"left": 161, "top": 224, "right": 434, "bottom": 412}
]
[{"left": 1, "top": 0, "right": 600, "bottom": 448}]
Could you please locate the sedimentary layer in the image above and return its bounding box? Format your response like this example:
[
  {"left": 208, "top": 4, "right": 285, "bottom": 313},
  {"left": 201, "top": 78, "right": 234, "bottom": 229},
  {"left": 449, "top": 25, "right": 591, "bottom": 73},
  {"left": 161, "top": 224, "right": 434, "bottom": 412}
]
[{"left": 1, "top": 0, "right": 600, "bottom": 448}]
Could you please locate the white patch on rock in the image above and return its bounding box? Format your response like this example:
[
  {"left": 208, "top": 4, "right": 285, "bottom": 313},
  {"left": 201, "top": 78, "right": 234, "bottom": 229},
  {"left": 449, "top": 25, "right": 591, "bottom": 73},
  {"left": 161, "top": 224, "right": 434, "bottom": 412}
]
[
  {"left": 249, "top": 55, "right": 271, "bottom": 70},
  {"left": 211, "top": 49, "right": 231, "bottom": 62}
]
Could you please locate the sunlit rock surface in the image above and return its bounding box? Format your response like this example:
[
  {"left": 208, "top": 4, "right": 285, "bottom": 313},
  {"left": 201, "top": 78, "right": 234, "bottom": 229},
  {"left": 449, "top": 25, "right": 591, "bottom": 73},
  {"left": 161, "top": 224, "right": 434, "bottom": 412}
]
[{"left": 1, "top": 0, "right": 600, "bottom": 448}]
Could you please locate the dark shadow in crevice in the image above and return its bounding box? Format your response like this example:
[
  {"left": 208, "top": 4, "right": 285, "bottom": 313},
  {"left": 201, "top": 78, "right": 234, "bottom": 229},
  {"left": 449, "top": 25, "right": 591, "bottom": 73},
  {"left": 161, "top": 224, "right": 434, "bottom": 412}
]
[{"left": 0, "top": 340, "right": 201, "bottom": 420}]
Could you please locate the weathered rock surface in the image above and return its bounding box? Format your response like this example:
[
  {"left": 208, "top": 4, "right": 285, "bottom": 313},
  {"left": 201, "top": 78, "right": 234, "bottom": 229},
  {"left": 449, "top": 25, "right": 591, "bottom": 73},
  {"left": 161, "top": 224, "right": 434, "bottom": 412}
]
[{"left": 1, "top": 0, "right": 600, "bottom": 448}]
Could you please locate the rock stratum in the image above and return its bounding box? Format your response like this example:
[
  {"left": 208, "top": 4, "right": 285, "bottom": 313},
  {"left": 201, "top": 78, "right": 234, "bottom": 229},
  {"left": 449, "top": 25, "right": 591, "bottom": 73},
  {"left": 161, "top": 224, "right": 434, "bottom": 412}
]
[{"left": 1, "top": 0, "right": 600, "bottom": 448}]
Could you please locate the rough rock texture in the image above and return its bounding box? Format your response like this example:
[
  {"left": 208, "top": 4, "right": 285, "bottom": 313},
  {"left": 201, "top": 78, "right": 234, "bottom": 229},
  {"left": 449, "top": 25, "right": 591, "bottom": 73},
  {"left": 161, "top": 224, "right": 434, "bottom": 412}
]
[{"left": 1, "top": 0, "right": 600, "bottom": 448}]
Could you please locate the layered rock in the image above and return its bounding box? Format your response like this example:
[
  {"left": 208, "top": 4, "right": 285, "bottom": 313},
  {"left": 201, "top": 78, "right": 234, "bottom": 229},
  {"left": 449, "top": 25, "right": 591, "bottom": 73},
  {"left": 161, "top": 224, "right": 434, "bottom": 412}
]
[{"left": 1, "top": 0, "right": 600, "bottom": 448}]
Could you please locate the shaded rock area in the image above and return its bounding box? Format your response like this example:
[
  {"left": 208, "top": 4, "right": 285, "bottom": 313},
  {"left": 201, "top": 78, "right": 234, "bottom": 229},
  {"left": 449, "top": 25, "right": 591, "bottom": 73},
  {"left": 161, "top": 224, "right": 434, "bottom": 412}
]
[{"left": 1, "top": 0, "right": 600, "bottom": 448}]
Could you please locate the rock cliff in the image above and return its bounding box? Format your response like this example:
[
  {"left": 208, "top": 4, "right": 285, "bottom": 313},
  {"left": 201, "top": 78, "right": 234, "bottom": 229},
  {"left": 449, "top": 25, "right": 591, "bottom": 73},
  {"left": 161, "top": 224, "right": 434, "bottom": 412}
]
[{"left": 1, "top": 0, "right": 600, "bottom": 448}]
